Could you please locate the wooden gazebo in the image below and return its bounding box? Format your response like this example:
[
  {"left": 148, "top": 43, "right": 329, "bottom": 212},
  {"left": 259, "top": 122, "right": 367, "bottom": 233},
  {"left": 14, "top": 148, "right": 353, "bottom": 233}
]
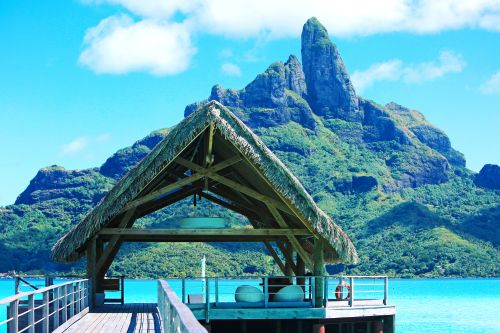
[{"left": 52, "top": 101, "right": 358, "bottom": 306}]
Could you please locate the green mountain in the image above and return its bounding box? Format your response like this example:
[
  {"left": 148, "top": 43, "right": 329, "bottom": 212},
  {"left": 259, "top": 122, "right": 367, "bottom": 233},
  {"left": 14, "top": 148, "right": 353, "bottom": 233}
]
[{"left": 1, "top": 18, "right": 498, "bottom": 278}]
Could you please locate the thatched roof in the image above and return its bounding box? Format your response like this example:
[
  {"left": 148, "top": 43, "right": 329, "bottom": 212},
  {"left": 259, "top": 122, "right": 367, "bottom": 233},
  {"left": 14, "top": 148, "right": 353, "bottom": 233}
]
[{"left": 52, "top": 101, "right": 358, "bottom": 264}]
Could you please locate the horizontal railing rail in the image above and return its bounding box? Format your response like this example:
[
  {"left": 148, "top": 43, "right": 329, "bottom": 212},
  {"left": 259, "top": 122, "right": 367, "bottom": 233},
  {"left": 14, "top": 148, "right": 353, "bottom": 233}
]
[
  {"left": 166, "top": 275, "right": 389, "bottom": 312},
  {"left": 158, "top": 280, "right": 207, "bottom": 333},
  {"left": 0, "top": 279, "right": 89, "bottom": 333}
]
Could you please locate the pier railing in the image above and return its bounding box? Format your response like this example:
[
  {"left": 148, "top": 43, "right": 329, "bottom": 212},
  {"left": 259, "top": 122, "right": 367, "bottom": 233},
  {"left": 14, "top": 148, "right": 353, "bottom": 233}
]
[
  {"left": 0, "top": 279, "right": 89, "bottom": 333},
  {"left": 158, "top": 280, "right": 208, "bottom": 333},
  {"left": 168, "top": 275, "right": 388, "bottom": 311}
]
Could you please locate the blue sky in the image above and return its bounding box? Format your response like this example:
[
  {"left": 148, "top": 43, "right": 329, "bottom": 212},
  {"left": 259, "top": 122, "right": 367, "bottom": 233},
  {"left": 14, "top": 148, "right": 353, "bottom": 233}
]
[{"left": 1, "top": 0, "right": 500, "bottom": 206}]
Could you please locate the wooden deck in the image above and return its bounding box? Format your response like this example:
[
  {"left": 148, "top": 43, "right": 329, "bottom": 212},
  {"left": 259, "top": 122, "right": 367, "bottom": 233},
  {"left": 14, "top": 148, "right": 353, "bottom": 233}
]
[{"left": 55, "top": 303, "right": 162, "bottom": 333}]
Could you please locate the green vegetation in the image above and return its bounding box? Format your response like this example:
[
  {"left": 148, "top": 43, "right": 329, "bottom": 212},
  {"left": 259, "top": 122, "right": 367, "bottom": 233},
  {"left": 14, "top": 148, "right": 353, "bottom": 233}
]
[{"left": 0, "top": 99, "right": 499, "bottom": 279}]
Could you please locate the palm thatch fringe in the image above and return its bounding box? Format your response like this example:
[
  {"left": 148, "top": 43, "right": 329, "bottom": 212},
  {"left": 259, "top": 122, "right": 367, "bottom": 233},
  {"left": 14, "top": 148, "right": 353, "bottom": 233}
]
[{"left": 52, "top": 101, "right": 358, "bottom": 264}]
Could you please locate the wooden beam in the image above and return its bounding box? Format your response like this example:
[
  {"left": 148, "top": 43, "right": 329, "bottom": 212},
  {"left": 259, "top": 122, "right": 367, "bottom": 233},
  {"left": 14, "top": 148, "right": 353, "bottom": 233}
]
[
  {"left": 122, "top": 172, "right": 205, "bottom": 212},
  {"left": 99, "top": 228, "right": 310, "bottom": 237},
  {"left": 135, "top": 185, "right": 200, "bottom": 219},
  {"left": 96, "top": 208, "right": 136, "bottom": 278},
  {"left": 275, "top": 241, "right": 298, "bottom": 274},
  {"left": 206, "top": 172, "right": 292, "bottom": 214},
  {"left": 232, "top": 145, "right": 318, "bottom": 236},
  {"left": 263, "top": 241, "right": 287, "bottom": 275},
  {"left": 267, "top": 204, "right": 313, "bottom": 271},
  {"left": 198, "top": 191, "right": 260, "bottom": 220},
  {"left": 175, "top": 155, "right": 241, "bottom": 174}
]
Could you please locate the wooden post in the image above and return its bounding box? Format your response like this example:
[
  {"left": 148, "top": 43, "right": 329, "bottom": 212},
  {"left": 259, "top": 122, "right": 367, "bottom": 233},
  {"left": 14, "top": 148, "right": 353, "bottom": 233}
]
[
  {"left": 383, "top": 315, "right": 395, "bottom": 333},
  {"left": 205, "top": 278, "right": 210, "bottom": 323},
  {"left": 15, "top": 277, "right": 20, "bottom": 294},
  {"left": 61, "top": 285, "right": 67, "bottom": 323},
  {"left": 28, "top": 294, "right": 34, "bottom": 333},
  {"left": 264, "top": 277, "right": 269, "bottom": 308},
  {"left": 296, "top": 254, "right": 305, "bottom": 290},
  {"left": 313, "top": 323, "right": 326, "bottom": 333},
  {"left": 384, "top": 276, "right": 388, "bottom": 305},
  {"left": 87, "top": 236, "right": 97, "bottom": 308},
  {"left": 120, "top": 276, "right": 125, "bottom": 305},
  {"left": 8, "top": 300, "right": 18, "bottom": 333},
  {"left": 313, "top": 238, "right": 325, "bottom": 308},
  {"left": 215, "top": 278, "right": 219, "bottom": 305},
  {"left": 53, "top": 287, "right": 60, "bottom": 329},
  {"left": 349, "top": 277, "right": 354, "bottom": 307},
  {"left": 68, "top": 284, "right": 74, "bottom": 318},
  {"left": 182, "top": 278, "right": 186, "bottom": 303},
  {"left": 42, "top": 291, "right": 49, "bottom": 333}
]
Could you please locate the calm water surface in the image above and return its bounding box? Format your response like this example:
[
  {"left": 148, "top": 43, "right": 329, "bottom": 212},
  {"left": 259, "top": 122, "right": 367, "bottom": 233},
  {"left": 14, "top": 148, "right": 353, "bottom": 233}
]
[{"left": 0, "top": 278, "right": 498, "bottom": 332}]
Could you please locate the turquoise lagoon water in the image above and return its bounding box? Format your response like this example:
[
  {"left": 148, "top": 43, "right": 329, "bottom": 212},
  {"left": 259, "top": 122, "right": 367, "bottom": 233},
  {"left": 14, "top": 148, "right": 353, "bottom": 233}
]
[{"left": 1, "top": 278, "right": 499, "bottom": 332}]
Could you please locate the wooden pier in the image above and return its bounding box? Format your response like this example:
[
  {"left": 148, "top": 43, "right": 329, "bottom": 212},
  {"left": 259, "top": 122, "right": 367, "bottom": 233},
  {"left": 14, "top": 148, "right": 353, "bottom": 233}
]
[
  {"left": 1, "top": 275, "right": 395, "bottom": 333},
  {"left": 54, "top": 303, "right": 161, "bottom": 333}
]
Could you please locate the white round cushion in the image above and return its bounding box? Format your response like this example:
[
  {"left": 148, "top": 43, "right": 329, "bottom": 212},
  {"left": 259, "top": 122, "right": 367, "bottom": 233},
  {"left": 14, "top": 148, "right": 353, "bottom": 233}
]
[
  {"left": 274, "top": 285, "right": 305, "bottom": 302},
  {"left": 235, "top": 285, "right": 265, "bottom": 303}
]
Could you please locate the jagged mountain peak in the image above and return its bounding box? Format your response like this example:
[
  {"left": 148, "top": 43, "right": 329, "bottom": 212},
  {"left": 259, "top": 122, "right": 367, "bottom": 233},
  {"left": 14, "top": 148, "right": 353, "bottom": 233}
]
[{"left": 301, "top": 17, "right": 361, "bottom": 121}]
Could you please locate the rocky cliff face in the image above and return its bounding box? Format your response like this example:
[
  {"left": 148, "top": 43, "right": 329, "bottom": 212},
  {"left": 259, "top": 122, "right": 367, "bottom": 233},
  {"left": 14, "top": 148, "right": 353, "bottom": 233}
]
[
  {"left": 301, "top": 17, "right": 361, "bottom": 122},
  {"left": 100, "top": 129, "right": 169, "bottom": 180},
  {"left": 186, "top": 17, "right": 459, "bottom": 190},
  {"left": 475, "top": 164, "right": 500, "bottom": 189}
]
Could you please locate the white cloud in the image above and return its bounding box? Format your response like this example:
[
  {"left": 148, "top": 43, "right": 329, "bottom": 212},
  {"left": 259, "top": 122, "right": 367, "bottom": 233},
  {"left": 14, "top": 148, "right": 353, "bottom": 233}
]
[
  {"left": 81, "top": 0, "right": 500, "bottom": 75},
  {"left": 60, "top": 137, "right": 90, "bottom": 155},
  {"left": 86, "top": 0, "right": 500, "bottom": 37},
  {"left": 96, "top": 133, "right": 111, "bottom": 142},
  {"left": 220, "top": 62, "right": 241, "bottom": 76},
  {"left": 351, "top": 60, "right": 403, "bottom": 92},
  {"left": 351, "top": 51, "right": 465, "bottom": 92},
  {"left": 79, "top": 15, "right": 195, "bottom": 75},
  {"left": 59, "top": 134, "right": 112, "bottom": 156},
  {"left": 480, "top": 71, "right": 500, "bottom": 95},
  {"left": 219, "top": 48, "right": 233, "bottom": 58}
]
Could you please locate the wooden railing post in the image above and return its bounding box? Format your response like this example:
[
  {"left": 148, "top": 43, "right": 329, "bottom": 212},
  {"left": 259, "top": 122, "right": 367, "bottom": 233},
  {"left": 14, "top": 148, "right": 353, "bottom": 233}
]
[
  {"left": 323, "top": 277, "right": 329, "bottom": 307},
  {"left": 182, "top": 278, "right": 186, "bottom": 303},
  {"left": 61, "top": 285, "right": 67, "bottom": 323},
  {"left": 69, "top": 284, "right": 75, "bottom": 318},
  {"left": 310, "top": 276, "right": 315, "bottom": 307},
  {"left": 28, "top": 294, "right": 35, "bottom": 333},
  {"left": 120, "top": 276, "right": 125, "bottom": 305},
  {"left": 8, "top": 300, "right": 18, "bottom": 333},
  {"left": 384, "top": 276, "right": 389, "bottom": 305},
  {"left": 264, "top": 277, "right": 269, "bottom": 308},
  {"left": 215, "top": 278, "right": 219, "bottom": 305},
  {"left": 75, "top": 282, "right": 81, "bottom": 314},
  {"left": 42, "top": 291, "right": 49, "bottom": 333},
  {"left": 349, "top": 277, "right": 354, "bottom": 307},
  {"left": 53, "top": 287, "right": 60, "bottom": 329},
  {"left": 205, "top": 278, "right": 210, "bottom": 323}
]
